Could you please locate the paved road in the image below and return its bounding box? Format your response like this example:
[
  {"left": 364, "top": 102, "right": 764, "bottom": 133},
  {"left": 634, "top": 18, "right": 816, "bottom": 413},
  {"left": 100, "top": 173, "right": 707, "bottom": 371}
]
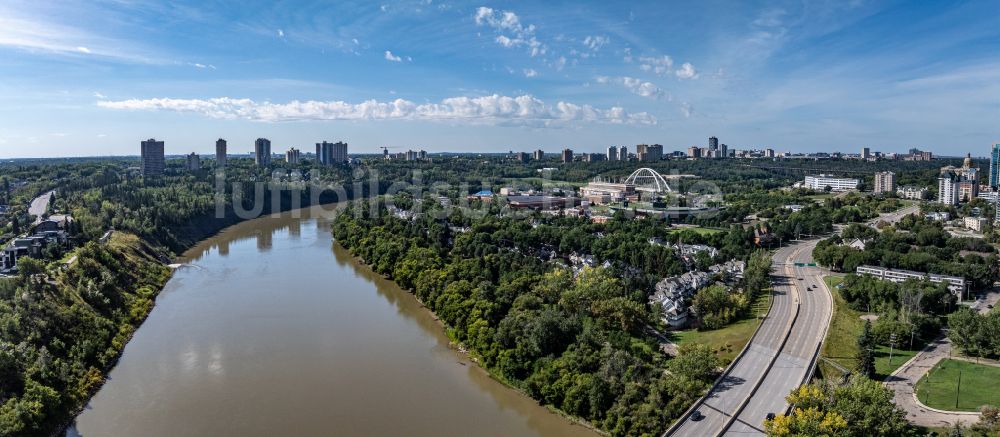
[
  {"left": 724, "top": 240, "right": 833, "bottom": 436},
  {"left": 869, "top": 204, "right": 920, "bottom": 227},
  {"left": 668, "top": 240, "right": 832, "bottom": 437},
  {"left": 28, "top": 190, "right": 54, "bottom": 224},
  {"left": 886, "top": 291, "right": 997, "bottom": 428}
]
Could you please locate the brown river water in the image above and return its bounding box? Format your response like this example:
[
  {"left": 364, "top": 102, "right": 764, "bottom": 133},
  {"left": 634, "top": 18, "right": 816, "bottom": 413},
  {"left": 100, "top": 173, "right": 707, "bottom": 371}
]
[{"left": 68, "top": 205, "right": 596, "bottom": 437}]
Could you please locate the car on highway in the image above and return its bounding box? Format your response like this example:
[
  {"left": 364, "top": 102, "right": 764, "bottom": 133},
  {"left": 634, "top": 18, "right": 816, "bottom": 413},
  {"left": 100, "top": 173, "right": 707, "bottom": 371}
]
[{"left": 691, "top": 410, "right": 704, "bottom": 421}]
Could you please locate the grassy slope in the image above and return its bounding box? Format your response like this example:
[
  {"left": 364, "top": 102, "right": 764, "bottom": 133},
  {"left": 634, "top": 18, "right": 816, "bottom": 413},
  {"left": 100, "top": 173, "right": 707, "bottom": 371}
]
[
  {"left": 916, "top": 359, "right": 1000, "bottom": 412},
  {"left": 818, "top": 275, "right": 919, "bottom": 380},
  {"left": 672, "top": 291, "right": 771, "bottom": 364}
]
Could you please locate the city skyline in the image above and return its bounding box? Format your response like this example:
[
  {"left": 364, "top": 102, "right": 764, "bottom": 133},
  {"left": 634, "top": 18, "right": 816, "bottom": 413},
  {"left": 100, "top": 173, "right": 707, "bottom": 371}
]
[{"left": 1, "top": 0, "right": 998, "bottom": 158}]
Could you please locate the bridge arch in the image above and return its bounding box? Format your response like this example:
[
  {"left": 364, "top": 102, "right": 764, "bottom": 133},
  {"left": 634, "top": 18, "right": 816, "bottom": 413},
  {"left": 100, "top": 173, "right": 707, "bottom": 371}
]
[{"left": 624, "top": 167, "right": 673, "bottom": 192}]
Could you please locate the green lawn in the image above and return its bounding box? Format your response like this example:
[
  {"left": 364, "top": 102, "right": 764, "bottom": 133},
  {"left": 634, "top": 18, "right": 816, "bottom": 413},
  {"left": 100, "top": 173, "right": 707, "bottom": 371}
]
[
  {"left": 818, "top": 275, "right": 918, "bottom": 380},
  {"left": 671, "top": 292, "right": 771, "bottom": 364},
  {"left": 667, "top": 226, "right": 725, "bottom": 236},
  {"left": 915, "top": 359, "right": 1000, "bottom": 412}
]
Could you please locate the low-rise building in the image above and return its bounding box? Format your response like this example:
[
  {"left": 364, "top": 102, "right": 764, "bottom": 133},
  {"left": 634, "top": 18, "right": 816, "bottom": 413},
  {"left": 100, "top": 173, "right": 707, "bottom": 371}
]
[
  {"left": 804, "top": 174, "right": 859, "bottom": 192},
  {"left": 897, "top": 186, "right": 929, "bottom": 200},
  {"left": 856, "top": 265, "right": 967, "bottom": 299},
  {"left": 964, "top": 216, "right": 989, "bottom": 232}
]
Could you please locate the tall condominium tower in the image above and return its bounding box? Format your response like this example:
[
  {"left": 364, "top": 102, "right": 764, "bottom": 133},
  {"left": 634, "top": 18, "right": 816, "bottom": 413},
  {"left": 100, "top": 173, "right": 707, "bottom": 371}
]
[
  {"left": 607, "top": 146, "right": 618, "bottom": 161},
  {"left": 708, "top": 136, "right": 719, "bottom": 151},
  {"left": 990, "top": 143, "right": 1000, "bottom": 188},
  {"left": 619, "top": 145, "right": 627, "bottom": 161},
  {"left": 140, "top": 138, "right": 165, "bottom": 176},
  {"left": 254, "top": 138, "right": 272, "bottom": 166},
  {"left": 215, "top": 139, "right": 227, "bottom": 167},
  {"left": 316, "top": 141, "right": 349, "bottom": 165}
]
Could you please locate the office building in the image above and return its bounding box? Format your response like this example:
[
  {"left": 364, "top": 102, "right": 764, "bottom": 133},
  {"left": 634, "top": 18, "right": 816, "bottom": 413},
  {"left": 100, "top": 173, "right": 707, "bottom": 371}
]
[
  {"left": 607, "top": 146, "right": 618, "bottom": 161},
  {"left": 186, "top": 152, "right": 200, "bottom": 171},
  {"left": 764, "top": 148, "right": 775, "bottom": 158},
  {"left": 515, "top": 152, "right": 529, "bottom": 163},
  {"left": 873, "top": 171, "right": 896, "bottom": 194},
  {"left": 720, "top": 143, "right": 728, "bottom": 158},
  {"left": 861, "top": 147, "right": 871, "bottom": 160},
  {"left": 708, "top": 136, "right": 718, "bottom": 152},
  {"left": 804, "top": 174, "right": 859, "bottom": 192},
  {"left": 938, "top": 171, "right": 960, "bottom": 205},
  {"left": 561, "top": 148, "right": 573, "bottom": 163},
  {"left": 582, "top": 179, "right": 636, "bottom": 204},
  {"left": 316, "top": 141, "right": 349, "bottom": 165},
  {"left": 140, "top": 138, "right": 165, "bottom": 176},
  {"left": 533, "top": 149, "right": 545, "bottom": 161},
  {"left": 619, "top": 145, "right": 628, "bottom": 161},
  {"left": 254, "top": 138, "right": 272, "bottom": 166},
  {"left": 990, "top": 143, "right": 1000, "bottom": 188},
  {"left": 687, "top": 147, "right": 701, "bottom": 158},
  {"left": 285, "top": 148, "right": 301, "bottom": 164},
  {"left": 215, "top": 139, "right": 227, "bottom": 167}
]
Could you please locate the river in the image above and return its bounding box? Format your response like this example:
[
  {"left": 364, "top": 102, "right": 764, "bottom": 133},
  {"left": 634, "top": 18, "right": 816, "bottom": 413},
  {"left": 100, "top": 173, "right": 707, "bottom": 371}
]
[{"left": 69, "top": 205, "right": 596, "bottom": 437}]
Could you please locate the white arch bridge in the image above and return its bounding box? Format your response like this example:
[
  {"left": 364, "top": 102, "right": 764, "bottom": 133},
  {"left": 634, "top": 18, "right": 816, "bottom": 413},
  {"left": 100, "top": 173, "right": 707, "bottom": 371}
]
[{"left": 624, "top": 167, "right": 673, "bottom": 193}]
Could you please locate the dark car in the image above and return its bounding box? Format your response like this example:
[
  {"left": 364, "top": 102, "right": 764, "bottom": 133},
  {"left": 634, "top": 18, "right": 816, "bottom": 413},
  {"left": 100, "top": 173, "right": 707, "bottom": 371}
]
[
  {"left": 691, "top": 410, "right": 704, "bottom": 421},
  {"left": 765, "top": 412, "right": 776, "bottom": 421}
]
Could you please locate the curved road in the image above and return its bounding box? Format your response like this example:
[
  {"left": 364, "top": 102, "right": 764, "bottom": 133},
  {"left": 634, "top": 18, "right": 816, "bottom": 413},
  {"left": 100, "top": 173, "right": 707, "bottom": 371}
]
[{"left": 668, "top": 240, "right": 833, "bottom": 437}]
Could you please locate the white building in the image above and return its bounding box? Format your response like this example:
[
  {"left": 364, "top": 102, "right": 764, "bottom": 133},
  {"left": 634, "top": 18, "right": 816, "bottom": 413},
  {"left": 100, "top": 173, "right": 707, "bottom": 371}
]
[
  {"left": 856, "top": 265, "right": 967, "bottom": 299},
  {"left": 938, "top": 173, "right": 960, "bottom": 205},
  {"left": 897, "top": 186, "right": 929, "bottom": 200},
  {"left": 804, "top": 174, "right": 860, "bottom": 192}
]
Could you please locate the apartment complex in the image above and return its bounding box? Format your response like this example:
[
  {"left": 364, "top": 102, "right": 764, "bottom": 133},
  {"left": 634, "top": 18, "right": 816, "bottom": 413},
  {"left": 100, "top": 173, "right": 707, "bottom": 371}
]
[
  {"left": 561, "top": 148, "right": 573, "bottom": 163},
  {"left": 873, "top": 171, "right": 896, "bottom": 194},
  {"left": 186, "top": 152, "right": 200, "bottom": 171},
  {"left": 316, "top": 141, "right": 348, "bottom": 165},
  {"left": 285, "top": 148, "right": 301, "bottom": 164},
  {"left": 254, "top": 138, "right": 272, "bottom": 166},
  {"left": 140, "top": 138, "right": 165, "bottom": 176},
  {"left": 215, "top": 138, "right": 227, "bottom": 167}
]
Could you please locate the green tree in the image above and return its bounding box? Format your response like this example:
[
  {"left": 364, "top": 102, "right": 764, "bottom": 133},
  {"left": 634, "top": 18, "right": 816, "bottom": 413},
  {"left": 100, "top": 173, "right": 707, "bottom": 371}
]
[{"left": 856, "top": 320, "right": 876, "bottom": 379}]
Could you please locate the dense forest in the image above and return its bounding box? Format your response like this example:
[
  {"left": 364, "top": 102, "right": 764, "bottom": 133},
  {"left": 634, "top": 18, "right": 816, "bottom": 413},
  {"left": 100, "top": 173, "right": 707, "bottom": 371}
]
[
  {"left": 332, "top": 197, "right": 774, "bottom": 436},
  {"left": 0, "top": 233, "right": 170, "bottom": 435}
]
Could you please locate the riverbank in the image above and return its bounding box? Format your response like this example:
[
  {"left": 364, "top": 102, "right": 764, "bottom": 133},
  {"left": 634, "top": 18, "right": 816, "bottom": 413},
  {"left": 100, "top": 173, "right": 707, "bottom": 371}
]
[
  {"left": 337, "top": 240, "right": 606, "bottom": 436},
  {"left": 71, "top": 205, "right": 594, "bottom": 436}
]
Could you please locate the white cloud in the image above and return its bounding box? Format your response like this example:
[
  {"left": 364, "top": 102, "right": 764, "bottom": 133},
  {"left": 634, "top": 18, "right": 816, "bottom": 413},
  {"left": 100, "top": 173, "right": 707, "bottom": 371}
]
[
  {"left": 190, "top": 62, "right": 216, "bottom": 69},
  {"left": 523, "top": 68, "right": 538, "bottom": 78},
  {"left": 582, "top": 35, "right": 609, "bottom": 52},
  {"left": 93, "top": 91, "right": 106, "bottom": 99},
  {"left": 638, "top": 55, "right": 673, "bottom": 75},
  {"left": 675, "top": 62, "right": 698, "bottom": 80},
  {"left": 76, "top": 46, "right": 91, "bottom": 54},
  {"left": 474, "top": 6, "right": 546, "bottom": 57},
  {"left": 596, "top": 76, "right": 668, "bottom": 100},
  {"left": 277, "top": 29, "right": 285, "bottom": 37},
  {"left": 384, "top": 50, "right": 402, "bottom": 62},
  {"left": 680, "top": 102, "right": 693, "bottom": 118},
  {"left": 97, "top": 95, "right": 656, "bottom": 126}
]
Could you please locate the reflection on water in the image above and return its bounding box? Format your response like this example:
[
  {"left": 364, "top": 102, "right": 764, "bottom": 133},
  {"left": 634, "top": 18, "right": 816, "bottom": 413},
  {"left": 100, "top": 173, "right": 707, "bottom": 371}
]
[{"left": 69, "top": 205, "right": 595, "bottom": 437}]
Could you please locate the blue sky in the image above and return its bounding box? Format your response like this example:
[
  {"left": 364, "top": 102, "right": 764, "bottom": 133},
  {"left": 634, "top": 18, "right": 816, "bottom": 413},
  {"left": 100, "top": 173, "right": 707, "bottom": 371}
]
[{"left": 0, "top": 0, "right": 997, "bottom": 158}]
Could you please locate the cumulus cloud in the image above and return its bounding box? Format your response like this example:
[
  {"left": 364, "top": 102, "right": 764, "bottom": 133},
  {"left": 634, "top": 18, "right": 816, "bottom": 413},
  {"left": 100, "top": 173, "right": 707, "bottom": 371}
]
[
  {"left": 474, "top": 6, "right": 546, "bottom": 57},
  {"left": 595, "top": 76, "right": 668, "bottom": 100},
  {"left": 675, "top": 62, "right": 698, "bottom": 79},
  {"left": 97, "top": 95, "right": 656, "bottom": 126},
  {"left": 582, "top": 35, "right": 609, "bottom": 52},
  {"left": 638, "top": 55, "right": 673, "bottom": 75},
  {"left": 384, "top": 50, "right": 402, "bottom": 62}
]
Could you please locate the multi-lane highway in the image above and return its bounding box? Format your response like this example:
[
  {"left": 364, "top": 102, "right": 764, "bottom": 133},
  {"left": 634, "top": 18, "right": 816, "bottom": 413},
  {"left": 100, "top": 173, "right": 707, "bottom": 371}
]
[{"left": 668, "top": 239, "right": 833, "bottom": 437}]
